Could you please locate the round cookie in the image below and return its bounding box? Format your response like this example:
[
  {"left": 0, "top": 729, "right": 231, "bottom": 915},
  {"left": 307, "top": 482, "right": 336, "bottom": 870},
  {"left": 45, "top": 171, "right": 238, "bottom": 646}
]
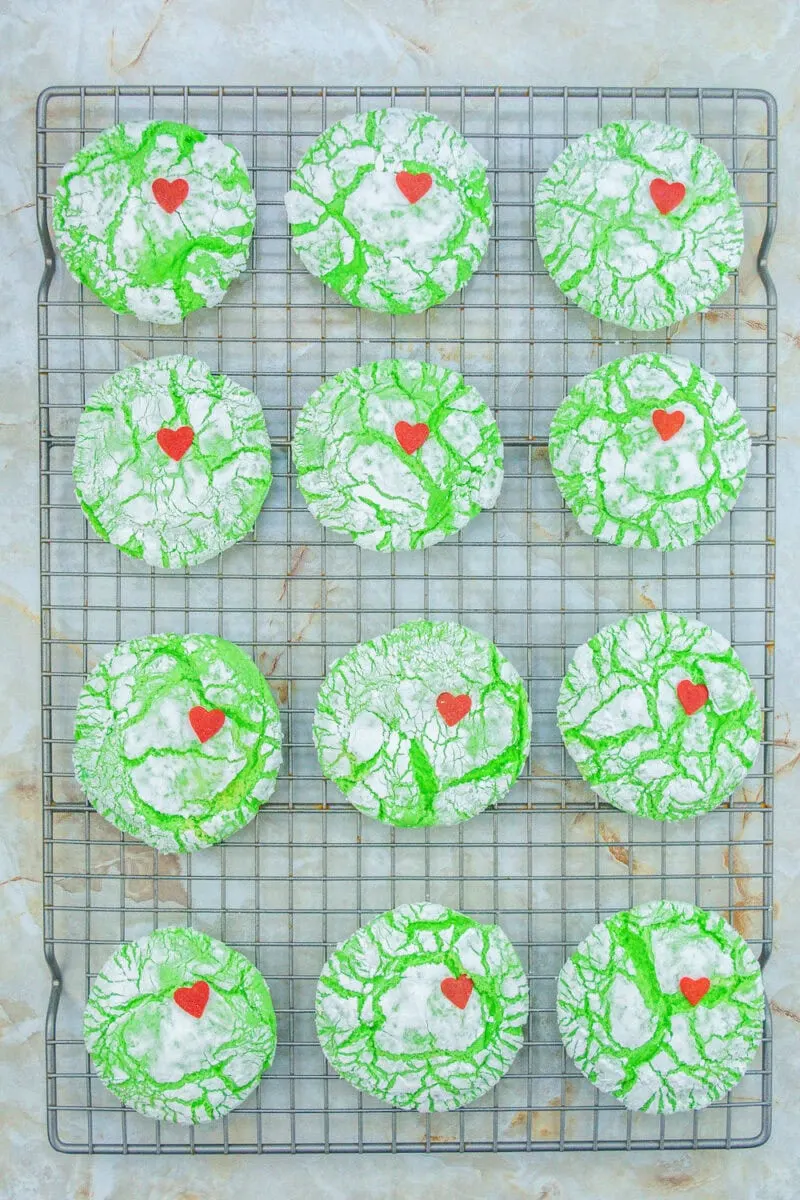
[
  {"left": 316, "top": 902, "right": 529, "bottom": 1111},
  {"left": 535, "top": 120, "right": 743, "bottom": 330},
  {"left": 84, "top": 927, "right": 277, "bottom": 1123},
  {"left": 284, "top": 107, "right": 492, "bottom": 313},
  {"left": 292, "top": 359, "right": 504, "bottom": 552},
  {"left": 73, "top": 633, "right": 282, "bottom": 852},
  {"left": 557, "top": 610, "right": 761, "bottom": 821},
  {"left": 53, "top": 120, "right": 256, "bottom": 323},
  {"left": 314, "top": 619, "right": 531, "bottom": 826},
  {"left": 548, "top": 353, "right": 751, "bottom": 551},
  {"left": 73, "top": 356, "right": 272, "bottom": 569},
  {"left": 557, "top": 900, "right": 765, "bottom": 1113}
]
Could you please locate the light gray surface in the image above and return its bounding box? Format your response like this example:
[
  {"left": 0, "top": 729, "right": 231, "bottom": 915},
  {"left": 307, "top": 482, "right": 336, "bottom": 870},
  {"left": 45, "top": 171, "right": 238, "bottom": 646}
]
[{"left": 1, "top": 1, "right": 799, "bottom": 1197}]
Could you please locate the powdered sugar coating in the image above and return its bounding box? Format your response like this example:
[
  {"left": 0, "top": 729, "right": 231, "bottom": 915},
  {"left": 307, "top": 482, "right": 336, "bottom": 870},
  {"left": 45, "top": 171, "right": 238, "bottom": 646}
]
[
  {"left": 73, "top": 633, "right": 282, "bottom": 852},
  {"left": 549, "top": 353, "right": 751, "bottom": 551},
  {"left": 557, "top": 610, "right": 761, "bottom": 820},
  {"left": 557, "top": 901, "right": 764, "bottom": 1112},
  {"left": 316, "top": 902, "right": 529, "bottom": 1110},
  {"left": 293, "top": 358, "right": 503, "bottom": 552},
  {"left": 73, "top": 355, "right": 272, "bottom": 569},
  {"left": 84, "top": 927, "right": 276, "bottom": 1123},
  {"left": 535, "top": 120, "right": 743, "bottom": 330},
  {"left": 285, "top": 108, "right": 492, "bottom": 313},
  {"left": 53, "top": 121, "right": 255, "bottom": 323}
]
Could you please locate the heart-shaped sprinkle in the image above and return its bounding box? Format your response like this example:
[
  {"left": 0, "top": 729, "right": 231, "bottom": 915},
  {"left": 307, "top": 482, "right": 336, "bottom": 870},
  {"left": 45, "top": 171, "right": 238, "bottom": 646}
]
[
  {"left": 152, "top": 177, "right": 189, "bottom": 213},
  {"left": 395, "top": 421, "right": 429, "bottom": 454},
  {"left": 680, "top": 976, "right": 711, "bottom": 1006},
  {"left": 156, "top": 425, "right": 194, "bottom": 461},
  {"left": 676, "top": 680, "right": 709, "bottom": 716},
  {"left": 173, "top": 980, "right": 210, "bottom": 1018},
  {"left": 396, "top": 171, "right": 433, "bottom": 204},
  {"left": 649, "top": 178, "right": 686, "bottom": 216},
  {"left": 189, "top": 706, "right": 225, "bottom": 743},
  {"left": 440, "top": 974, "right": 474, "bottom": 1010},
  {"left": 652, "top": 409, "right": 685, "bottom": 441},
  {"left": 436, "top": 692, "right": 472, "bottom": 726}
]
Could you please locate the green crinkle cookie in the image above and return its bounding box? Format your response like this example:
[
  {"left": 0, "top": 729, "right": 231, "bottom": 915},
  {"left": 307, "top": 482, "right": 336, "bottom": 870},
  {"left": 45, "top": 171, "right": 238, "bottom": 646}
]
[
  {"left": 84, "top": 927, "right": 277, "bottom": 1123},
  {"left": 557, "top": 900, "right": 764, "bottom": 1113},
  {"left": 72, "top": 355, "right": 272, "bottom": 569},
  {"left": 314, "top": 620, "right": 531, "bottom": 827},
  {"left": 292, "top": 359, "right": 504, "bottom": 552},
  {"left": 557, "top": 610, "right": 761, "bottom": 821},
  {"left": 548, "top": 353, "right": 751, "bottom": 551},
  {"left": 73, "top": 633, "right": 282, "bottom": 853},
  {"left": 535, "top": 120, "right": 743, "bottom": 330},
  {"left": 285, "top": 108, "right": 492, "bottom": 313},
  {"left": 53, "top": 121, "right": 256, "bottom": 323},
  {"left": 316, "top": 902, "right": 529, "bottom": 1111}
]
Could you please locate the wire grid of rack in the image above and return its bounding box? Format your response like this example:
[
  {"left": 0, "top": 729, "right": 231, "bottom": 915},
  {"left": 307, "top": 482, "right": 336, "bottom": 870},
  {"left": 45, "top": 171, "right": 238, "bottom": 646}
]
[{"left": 38, "top": 85, "right": 776, "bottom": 1154}]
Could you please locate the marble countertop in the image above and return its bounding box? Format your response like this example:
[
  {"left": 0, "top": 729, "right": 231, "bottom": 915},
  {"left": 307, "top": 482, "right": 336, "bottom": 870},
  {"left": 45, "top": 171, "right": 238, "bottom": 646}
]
[{"left": 2, "top": 1, "right": 799, "bottom": 1196}]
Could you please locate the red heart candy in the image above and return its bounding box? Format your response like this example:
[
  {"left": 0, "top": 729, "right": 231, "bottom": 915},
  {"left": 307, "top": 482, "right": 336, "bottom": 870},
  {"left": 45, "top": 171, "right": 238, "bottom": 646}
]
[
  {"left": 440, "top": 974, "right": 474, "bottom": 1010},
  {"left": 652, "top": 409, "right": 685, "bottom": 441},
  {"left": 156, "top": 425, "right": 194, "bottom": 461},
  {"left": 676, "top": 680, "right": 709, "bottom": 716},
  {"left": 396, "top": 171, "right": 433, "bottom": 204},
  {"left": 436, "top": 692, "right": 472, "bottom": 726},
  {"left": 189, "top": 706, "right": 225, "bottom": 743},
  {"left": 152, "top": 177, "right": 189, "bottom": 213},
  {"left": 649, "top": 178, "right": 686, "bottom": 215},
  {"left": 680, "top": 976, "right": 710, "bottom": 1006},
  {"left": 395, "top": 421, "right": 430, "bottom": 454},
  {"left": 173, "top": 980, "right": 210, "bottom": 1018}
]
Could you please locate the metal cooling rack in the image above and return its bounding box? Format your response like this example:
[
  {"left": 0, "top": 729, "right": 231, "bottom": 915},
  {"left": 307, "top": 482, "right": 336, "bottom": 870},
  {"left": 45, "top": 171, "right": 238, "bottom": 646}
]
[{"left": 37, "top": 85, "right": 776, "bottom": 1154}]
